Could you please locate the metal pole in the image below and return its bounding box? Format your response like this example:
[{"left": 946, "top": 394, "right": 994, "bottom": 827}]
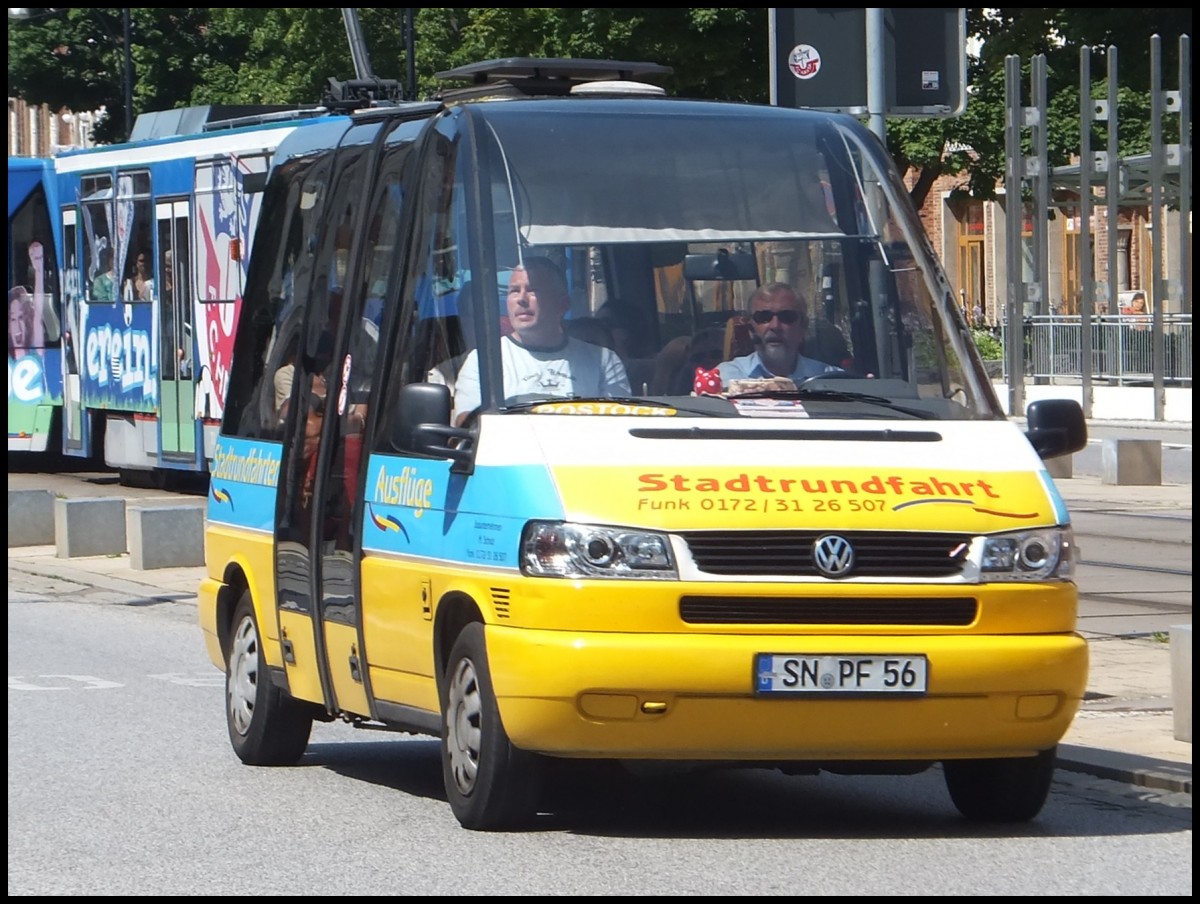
[
  {"left": 1150, "top": 35, "right": 1165, "bottom": 420},
  {"left": 1004, "top": 54, "right": 1025, "bottom": 415},
  {"left": 865, "top": 8, "right": 886, "bottom": 143},
  {"left": 1178, "top": 35, "right": 1192, "bottom": 317},
  {"left": 1079, "top": 46, "right": 1094, "bottom": 418},
  {"left": 341, "top": 8, "right": 374, "bottom": 81},
  {"left": 123, "top": 8, "right": 133, "bottom": 137},
  {"left": 405, "top": 8, "right": 416, "bottom": 101},
  {"left": 1106, "top": 47, "right": 1119, "bottom": 345},
  {"left": 1032, "top": 55, "right": 1049, "bottom": 320}
]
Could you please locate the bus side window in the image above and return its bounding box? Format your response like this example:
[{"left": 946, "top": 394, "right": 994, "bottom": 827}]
[
  {"left": 222, "top": 159, "right": 314, "bottom": 440},
  {"left": 373, "top": 125, "right": 466, "bottom": 450}
]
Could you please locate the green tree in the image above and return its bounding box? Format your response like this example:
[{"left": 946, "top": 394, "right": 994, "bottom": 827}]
[
  {"left": 8, "top": 8, "right": 215, "bottom": 143},
  {"left": 885, "top": 8, "right": 1191, "bottom": 208},
  {"left": 8, "top": 6, "right": 1190, "bottom": 204},
  {"left": 9, "top": 8, "right": 133, "bottom": 144},
  {"left": 397, "top": 8, "right": 767, "bottom": 102}
]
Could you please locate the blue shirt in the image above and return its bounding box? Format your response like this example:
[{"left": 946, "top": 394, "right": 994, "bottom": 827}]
[{"left": 717, "top": 351, "right": 841, "bottom": 385}]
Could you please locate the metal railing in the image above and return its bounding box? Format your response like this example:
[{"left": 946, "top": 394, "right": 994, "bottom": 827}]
[{"left": 996, "top": 314, "right": 1192, "bottom": 384}]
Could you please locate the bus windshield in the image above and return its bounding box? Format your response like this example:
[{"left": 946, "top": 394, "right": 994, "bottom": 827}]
[{"left": 436, "top": 99, "right": 1000, "bottom": 422}]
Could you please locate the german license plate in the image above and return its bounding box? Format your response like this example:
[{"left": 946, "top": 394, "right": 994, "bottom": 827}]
[{"left": 755, "top": 653, "right": 928, "bottom": 695}]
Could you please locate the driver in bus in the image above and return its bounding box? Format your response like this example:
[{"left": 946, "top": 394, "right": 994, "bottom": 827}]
[
  {"left": 451, "top": 256, "right": 629, "bottom": 423},
  {"left": 717, "top": 283, "right": 842, "bottom": 387}
]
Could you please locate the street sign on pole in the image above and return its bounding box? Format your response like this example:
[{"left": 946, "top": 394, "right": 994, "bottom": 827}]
[{"left": 769, "top": 8, "right": 966, "bottom": 117}]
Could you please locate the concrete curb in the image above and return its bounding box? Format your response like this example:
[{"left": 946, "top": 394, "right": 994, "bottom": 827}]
[
  {"left": 8, "top": 547, "right": 206, "bottom": 602},
  {"left": 1057, "top": 745, "right": 1193, "bottom": 795}
]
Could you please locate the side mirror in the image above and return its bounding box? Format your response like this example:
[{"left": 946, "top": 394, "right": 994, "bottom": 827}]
[
  {"left": 390, "top": 382, "right": 474, "bottom": 470},
  {"left": 1025, "top": 398, "right": 1087, "bottom": 460}
]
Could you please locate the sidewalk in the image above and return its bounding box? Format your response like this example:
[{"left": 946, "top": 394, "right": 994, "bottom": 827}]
[
  {"left": 1052, "top": 473, "right": 1192, "bottom": 795},
  {"left": 1060, "top": 633, "right": 1191, "bottom": 794}
]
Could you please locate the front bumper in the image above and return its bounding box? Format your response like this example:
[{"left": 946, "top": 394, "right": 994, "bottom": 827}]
[{"left": 485, "top": 626, "right": 1088, "bottom": 761}]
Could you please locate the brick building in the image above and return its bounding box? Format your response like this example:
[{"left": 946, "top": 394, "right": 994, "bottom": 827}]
[{"left": 8, "top": 97, "right": 100, "bottom": 156}]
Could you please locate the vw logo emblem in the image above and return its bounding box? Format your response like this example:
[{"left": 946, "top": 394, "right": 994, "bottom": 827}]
[{"left": 813, "top": 534, "right": 855, "bottom": 578}]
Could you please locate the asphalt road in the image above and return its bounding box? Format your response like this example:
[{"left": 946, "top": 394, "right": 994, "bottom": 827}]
[{"left": 7, "top": 593, "right": 1192, "bottom": 896}]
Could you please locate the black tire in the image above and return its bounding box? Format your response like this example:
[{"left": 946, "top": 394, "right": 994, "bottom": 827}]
[
  {"left": 225, "top": 591, "right": 313, "bottom": 765},
  {"left": 441, "top": 622, "right": 540, "bottom": 830},
  {"left": 943, "top": 747, "right": 1057, "bottom": 822}
]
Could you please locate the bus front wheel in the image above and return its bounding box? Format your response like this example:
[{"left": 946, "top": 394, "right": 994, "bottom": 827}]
[
  {"left": 441, "top": 622, "right": 540, "bottom": 830},
  {"left": 225, "top": 592, "right": 312, "bottom": 765}
]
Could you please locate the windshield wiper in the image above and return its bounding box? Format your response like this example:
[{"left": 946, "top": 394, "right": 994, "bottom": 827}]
[{"left": 500, "top": 394, "right": 740, "bottom": 417}]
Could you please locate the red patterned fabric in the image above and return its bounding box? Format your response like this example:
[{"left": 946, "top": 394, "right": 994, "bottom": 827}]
[{"left": 693, "top": 366, "right": 723, "bottom": 395}]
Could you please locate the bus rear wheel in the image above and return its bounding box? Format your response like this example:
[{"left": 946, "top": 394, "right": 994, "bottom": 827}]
[
  {"left": 226, "top": 592, "right": 312, "bottom": 765},
  {"left": 441, "top": 622, "right": 540, "bottom": 830}
]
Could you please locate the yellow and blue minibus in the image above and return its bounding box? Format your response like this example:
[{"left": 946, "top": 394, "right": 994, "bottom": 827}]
[{"left": 201, "top": 58, "right": 1089, "bottom": 830}]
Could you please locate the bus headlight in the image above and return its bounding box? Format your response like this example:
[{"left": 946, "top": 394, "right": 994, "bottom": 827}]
[
  {"left": 521, "top": 521, "right": 677, "bottom": 579},
  {"left": 979, "top": 526, "right": 1075, "bottom": 581}
]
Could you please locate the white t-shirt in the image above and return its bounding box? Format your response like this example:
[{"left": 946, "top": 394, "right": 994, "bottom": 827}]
[
  {"left": 452, "top": 334, "right": 630, "bottom": 419},
  {"left": 427, "top": 351, "right": 470, "bottom": 393}
]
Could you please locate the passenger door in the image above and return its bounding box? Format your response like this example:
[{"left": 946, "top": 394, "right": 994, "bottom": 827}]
[
  {"left": 155, "top": 200, "right": 197, "bottom": 461},
  {"left": 273, "top": 123, "right": 380, "bottom": 717},
  {"left": 59, "top": 209, "right": 91, "bottom": 457}
]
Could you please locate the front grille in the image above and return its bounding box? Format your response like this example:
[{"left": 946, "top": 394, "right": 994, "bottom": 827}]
[
  {"left": 680, "top": 530, "right": 969, "bottom": 578},
  {"left": 680, "top": 596, "right": 978, "bottom": 625}
]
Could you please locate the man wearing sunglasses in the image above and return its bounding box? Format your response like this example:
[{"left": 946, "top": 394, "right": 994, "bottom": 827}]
[{"left": 717, "top": 282, "right": 842, "bottom": 387}]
